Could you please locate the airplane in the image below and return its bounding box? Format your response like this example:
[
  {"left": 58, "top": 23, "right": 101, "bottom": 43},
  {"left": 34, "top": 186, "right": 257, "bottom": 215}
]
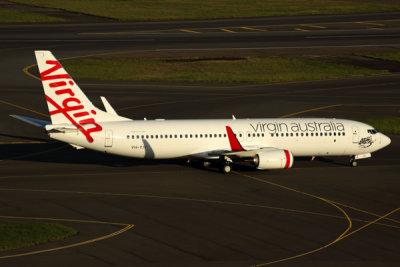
[{"left": 10, "top": 51, "right": 391, "bottom": 174}]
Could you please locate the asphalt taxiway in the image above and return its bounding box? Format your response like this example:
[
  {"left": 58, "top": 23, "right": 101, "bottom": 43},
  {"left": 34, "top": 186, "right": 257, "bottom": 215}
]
[{"left": 0, "top": 12, "right": 399, "bottom": 266}]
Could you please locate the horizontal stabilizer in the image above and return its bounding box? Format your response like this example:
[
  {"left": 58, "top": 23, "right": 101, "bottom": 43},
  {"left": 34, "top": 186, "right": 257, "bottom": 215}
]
[
  {"left": 10, "top": 115, "right": 50, "bottom": 128},
  {"left": 100, "top": 96, "right": 118, "bottom": 115}
]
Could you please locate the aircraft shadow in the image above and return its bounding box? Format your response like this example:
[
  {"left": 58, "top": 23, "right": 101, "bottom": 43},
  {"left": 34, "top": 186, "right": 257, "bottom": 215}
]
[
  {"left": 0, "top": 142, "right": 349, "bottom": 169},
  {"left": 0, "top": 133, "right": 49, "bottom": 142},
  {"left": 0, "top": 142, "right": 183, "bottom": 167}
]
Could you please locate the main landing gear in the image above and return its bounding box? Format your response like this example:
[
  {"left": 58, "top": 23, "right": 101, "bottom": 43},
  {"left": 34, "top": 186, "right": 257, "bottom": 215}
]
[{"left": 219, "top": 156, "right": 233, "bottom": 174}]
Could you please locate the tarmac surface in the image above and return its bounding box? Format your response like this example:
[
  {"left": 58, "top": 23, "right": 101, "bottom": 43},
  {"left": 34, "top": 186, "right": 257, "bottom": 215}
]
[{"left": 0, "top": 11, "right": 400, "bottom": 266}]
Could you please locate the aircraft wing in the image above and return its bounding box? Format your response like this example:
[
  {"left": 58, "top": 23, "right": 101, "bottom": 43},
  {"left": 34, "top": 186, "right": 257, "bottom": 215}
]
[
  {"left": 197, "top": 126, "right": 277, "bottom": 159},
  {"left": 222, "top": 147, "right": 280, "bottom": 158}
]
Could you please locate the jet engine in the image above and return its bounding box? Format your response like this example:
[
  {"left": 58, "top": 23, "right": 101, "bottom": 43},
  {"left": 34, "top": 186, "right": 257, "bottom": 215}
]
[{"left": 254, "top": 149, "right": 293, "bottom": 170}]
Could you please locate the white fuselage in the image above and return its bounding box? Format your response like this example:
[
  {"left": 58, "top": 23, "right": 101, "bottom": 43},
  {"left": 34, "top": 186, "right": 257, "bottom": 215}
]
[{"left": 48, "top": 118, "right": 391, "bottom": 159}]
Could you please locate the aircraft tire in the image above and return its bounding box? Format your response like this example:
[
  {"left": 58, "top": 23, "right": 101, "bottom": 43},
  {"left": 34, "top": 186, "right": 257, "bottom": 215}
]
[
  {"left": 351, "top": 160, "right": 358, "bottom": 167},
  {"left": 220, "top": 164, "right": 232, "bottom": 174},
  {"left": 202, "top": 161, "right": 211, "bottom": 168}
]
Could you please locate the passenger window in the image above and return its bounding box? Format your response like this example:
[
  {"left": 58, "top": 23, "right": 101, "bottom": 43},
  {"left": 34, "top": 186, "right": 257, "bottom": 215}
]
[
  {"left": 306, "top": 133, "right": 308, "bottom": 136},
  {"left": 175, "top": 134, "right": 177, "bottom": 138},
  {"left": 334, "top": 132, "right": 336, "bottom": 136},
  {"left": 311, "top": 133, "right": 313, "bottom": 136},
  {"left": 329, "top": 133, "right": 332, "bottom": 136},
  {"left": 127, "top": 135, "right": 130, "bottom": 139},
  {"left": 301, "top": 133, "right": 304, "bottom": 136},
  {"left": 325, "top": 133, "right": 327, "bottom": 136},
  {"left": 296, "top": 133, "right": 299, "bottom": 136},
  {"left": 290, "top": 133, "right": 293, "bottom": 137},
  {"left": 343, "top": 132, "right": 345, "bottom": 136}
]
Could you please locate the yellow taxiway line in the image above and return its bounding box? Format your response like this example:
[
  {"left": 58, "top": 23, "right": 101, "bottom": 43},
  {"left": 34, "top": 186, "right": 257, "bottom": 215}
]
[{"left": 0, "top": 215, "right": 134, "bottom": 259}]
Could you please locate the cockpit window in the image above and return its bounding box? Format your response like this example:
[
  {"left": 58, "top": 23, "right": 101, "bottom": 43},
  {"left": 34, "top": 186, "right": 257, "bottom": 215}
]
[{"left": 367, "top": 129, "right": 378, "bottom": 134}]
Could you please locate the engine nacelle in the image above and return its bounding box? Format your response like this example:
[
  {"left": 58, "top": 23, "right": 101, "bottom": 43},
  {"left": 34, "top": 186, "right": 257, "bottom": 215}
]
[{"left": 254, "top": 149, "right": 293, "bottom": 170}]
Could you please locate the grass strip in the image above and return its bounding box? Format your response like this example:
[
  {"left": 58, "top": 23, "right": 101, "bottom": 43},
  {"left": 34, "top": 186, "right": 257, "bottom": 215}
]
[
  {"left": 62, "top": 56, "right": 387, "bottom": 83},
  {"left": 0, "top": 221, "right": 77, "bottom": 251},
  {"left": 356, "top": 52, "right": 400, "bottom": 62},
  {"left": 11, "top": 0, "right": 400, "bottom": 21},
  {"left": 360, "top": 118, "right": 400, "bottom": 135},
  {"left": 0, "top": 7, "right": 64, "bottom": 23}
]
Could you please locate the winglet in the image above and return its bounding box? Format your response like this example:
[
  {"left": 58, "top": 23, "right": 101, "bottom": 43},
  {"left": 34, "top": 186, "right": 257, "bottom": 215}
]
[{"left": 226, "top": 126, "right": 245, "bottom": 152}]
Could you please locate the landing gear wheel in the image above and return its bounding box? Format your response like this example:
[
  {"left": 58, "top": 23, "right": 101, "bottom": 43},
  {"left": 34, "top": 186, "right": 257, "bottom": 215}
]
[
  {"left": 220, "top": 164, "right": 232, "bottom": 174},
  {"left": 350, "top": 157, "right": 358, "bottom": 167},
  {"left": 202, "top": 161, "right": 211, "bottom": 168}
]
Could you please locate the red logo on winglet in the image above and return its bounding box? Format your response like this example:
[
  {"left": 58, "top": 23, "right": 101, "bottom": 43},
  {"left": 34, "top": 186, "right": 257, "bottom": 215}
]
[{"left": 226, "top": 126, "right": 245, "bottom": 152}]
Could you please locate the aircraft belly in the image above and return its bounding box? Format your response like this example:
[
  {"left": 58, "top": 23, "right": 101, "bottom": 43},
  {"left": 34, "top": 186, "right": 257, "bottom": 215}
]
[{"left": 283, "top": 139, "right": 347, "bottom": 157}]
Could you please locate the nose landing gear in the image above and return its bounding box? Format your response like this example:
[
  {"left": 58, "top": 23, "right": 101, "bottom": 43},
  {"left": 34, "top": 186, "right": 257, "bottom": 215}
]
[{"left": 350, "top": 156, "right": 357, "bottom": 167}]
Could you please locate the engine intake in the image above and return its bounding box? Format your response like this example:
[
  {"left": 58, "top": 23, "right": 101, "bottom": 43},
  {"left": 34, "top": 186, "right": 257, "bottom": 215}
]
[{"left": 254, "top": 149, "right": 293, "bottom": 170}]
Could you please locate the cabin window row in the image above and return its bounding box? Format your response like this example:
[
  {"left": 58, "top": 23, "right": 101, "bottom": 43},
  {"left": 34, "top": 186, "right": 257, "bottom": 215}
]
[
  {"left": 270, "top": 132, "right": 345, "bottom": 137},
  {"left": 127, "top": 133, "right": 232, "bottom": 139},
  {"left": 126, "top": 132, "right": 345, "bottom": 139}
]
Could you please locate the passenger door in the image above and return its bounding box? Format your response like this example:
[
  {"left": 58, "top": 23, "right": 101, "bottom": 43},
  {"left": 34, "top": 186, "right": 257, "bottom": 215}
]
[
  {"left": 352, "top": 127, "right": 359, "bottom": 143},
  {"left": 105, "top": 130, "right": 113, "bottom": 147}
]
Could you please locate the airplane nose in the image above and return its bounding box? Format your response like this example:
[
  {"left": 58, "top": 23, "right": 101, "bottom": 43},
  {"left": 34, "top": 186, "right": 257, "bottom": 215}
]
[{"left": 381, "top": 134, "right": 391, "bottom": 148}]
